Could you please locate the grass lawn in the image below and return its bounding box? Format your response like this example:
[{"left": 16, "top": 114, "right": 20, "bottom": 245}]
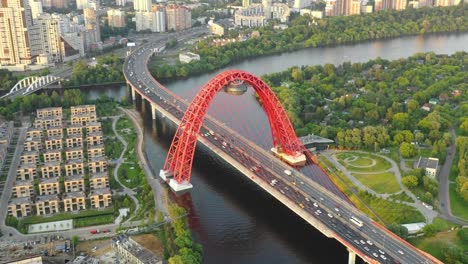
[
  {"left": 20, "top": 207, "right": 114, "bottom": 225},
  {"left": 352, "top": 172, "right": 401, "bottom": 194},
  {"left": 389, "top": 192, "right": 415, "bottom": 203},
  {"left": 74, "top": 214, "right": 114, "bottom": 228},
  {"left": 449, "top": 182, "right": 468, "bottom": 220},
  {"left": 335, "top": 152, "right": 392, "bottom": 172},
  {"left": 118, "top": 162, "right": 144, "bottom": 189},
  {"left": 410, "top": 229, "right": 467, "bottom": 262}
]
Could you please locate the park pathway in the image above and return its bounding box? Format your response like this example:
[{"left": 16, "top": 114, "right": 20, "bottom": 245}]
[{"left": 322, "top": 150, "right": 438, "bottom": 223}]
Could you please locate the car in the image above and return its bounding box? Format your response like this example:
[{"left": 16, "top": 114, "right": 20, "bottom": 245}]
[
  {"left": 354, "top": 240, "right": 359, "bottom": 244},
  {"left": 364, "top": 247, "right": 369, "bottom": 251},
  {"left": 378, "top": 249, "right": 385, "bottom": 255},
  {"left": 360, "top": 240, "right": 366, "bottom": 244},
  {"left": 398, "top": 250, "right": 404, "bottom": 255},
  {"left": 313, "top": 202, "right": 318, "bottom": 208},
  {"left": 280, "top": 190, "right": 285, "bottom": 194},
  {"left": 334, "top": 207, "right": 340, "bottom": 212},
  {"left": 372, "top": 252, "right": 378, "bottom": 258},
  {"left": 299, "top": 203, "right": 305, "bottom": 209},
  {"left": 366, "top": 240, "right": 373, "bottom": 246},
  {"left": 316, "top": 210, "right": 322, "bottom": 214},
  {"left": 380, "top": 255, "right": 387, "bottom": 260},
  {"left": 305, "top": 197, "right": 310, "bottom": 202},
  {"left": 327, "top": 213, "right": 333, "bottom": 218}
]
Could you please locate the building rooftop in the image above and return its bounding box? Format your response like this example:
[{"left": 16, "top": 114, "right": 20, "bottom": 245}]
[
  {"left": 87, "top": 122, "right": 101, "bottom": 127},
  {"left": 113, "top": 235, "right": 162, "bottom": 264},
  {"left": 42, "top": 161, "right": 61, "bottom": 167},
  {"left": 25, "top": 136, "right": 41, "bottom": 143},
  {"left": 37, "top": 107, "right": 62, "bottom": 112},
  {"left": 66, "top": 146, "right": 84, "bottom": 152},
  {"left": 299, "top": 134, "right": 335, "bottom": 145},
  {"left": 87, "top": 131, "right": 103, "bottom": 137},
  {"left": 47, "top": 125, "right": 63, "bottom": 131},
  {"left": 22, "top": 150, "right": 39, "bottom": 156},
  {"left": 18, "top": 163, "right": 37, "bottom": 169},
  {"left": 67, "top": 133, "right": 83, "bottom": 139},
  {"left": 39, "top": 177, "right": 59, "bottom": 184},
  {"left": 36, "top": 194, "right": 59, "bottom": 202},
  {"left": 65, "top": 159, "right": 84, "bottom": 165},
  {"left": 90, "top": 172, "right": 108, "bottom": 179},
  {"left": 36, "top": 115, "right": 62, "bottom": 121},
  {"left": 416, "top": 157, "right": 439, "bottom": 170},
  {"left": 65, "top": 174, "right": 85, "bottom": 181},
  {"left": 15, "top": 179, "right": 33, "bottom": 186},
  {"left": 71, "top": 113, "right": 96, "bottom": 119},
  {"left": 44, "top": 149, "right": 62, "bottom": 155},
  {"left": 89, "top": 156, "right": 107, "bottom": 163},
  {"left": 63, "top": 191, "right": 86, "bottom": 199},
  {"left": 9, "top": 197, "right": 33, "bottom": 205},
  {"left": 90, "top": 188, "right": 111, "bottom": 196},
  {"left": 67, "top": 124, "right": 83, "bottom": 129},
  {"left": 88, "top": 144, "right": 104, "bottom": 150},
  {"left": 45, "top": 135, "right": 62, "bottom": 141}
]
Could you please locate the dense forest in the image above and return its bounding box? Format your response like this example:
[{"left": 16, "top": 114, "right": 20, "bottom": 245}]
[{"left": 150, "top": 5, "right": 468, "bottom": 80}]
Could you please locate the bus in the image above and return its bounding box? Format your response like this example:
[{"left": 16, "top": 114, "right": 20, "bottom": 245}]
[{"left": 350, "top": 216, "right": 363, "bottom": 228}]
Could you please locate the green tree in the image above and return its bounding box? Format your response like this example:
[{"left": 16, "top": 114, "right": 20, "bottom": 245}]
[
  {"left": 402, "top": 175, "right": 419, "bottom": 188},
  {"left": 422, "top": 224, "right": 437, "bottom": 237},
  {"left": 400, "top": 142, "right": 416, "bottom": 158}
]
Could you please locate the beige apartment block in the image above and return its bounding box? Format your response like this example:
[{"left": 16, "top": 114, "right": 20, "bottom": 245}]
[
  {"left": 86, "top": 122, "right": 102, "bottom": 134},
  {"left": 45, "top": 136, "right": 63, "bottom": 150},
  {"left": 88, "top": 156, "right": 107, "bottom": 174},
  {"left": 38, "top": 177, "right": 60, "bottom": 195},
  {"left": 66, "top": 134, "right": 83, "bottom": 148},
  {"left": 37, "top": 107, "right": 63, "bottom": 119},
  {"left": 23, "top": 137, "right": 42, "bottom": 152},
  {"left": 65, "top": 148, "right": 84, "bottom": 160},
  {"left": 64, "top": 175, "right": 85, "bottom": 192},
  {"left": 35, "top": 195, "right": 60, "bottom": 216},
  {"left": 90, "top": 188, "right": 112, "bottom": 208},
  {"left": 71, "top": 114, "right": 97, "bottom": 126},
  {"left": 64, "top": 160, "right": 85, "bottom": 176},
  {"left": 87, "top": 132, "right": 103, "bottom": 146},
  {"left": 12, "top": 180, "right": 34, "bottom": 198},
  {"left": 21, "top": 151, "right": 39, "bottom": 164},
  {"left": 8, "top": 197, "right": 33, "bottom": 218},
  {"left": 66, "top": 125, "right": 83, "bottom": 136},
  {"left": 34, "top": 117, "right": 62, "bottom": 130},
  {"left": 90, "top": 172, "right": 109, "bottom": 189},
  {"left": 88, "top": 144, "right": 105, "bottom": 158},
  {"left": 46, "top": 126, "right": 63, "bottom": 138},
  {"left": 41, "top": 161, "right": 61, "bottom": 178},
  {"left": 43, "top": 150, "right": 62, "bottom": 163},
  {"left": 27, "top": 128, "right": 42, "bottom": 140},
  {"left": 63, "top": 192, "right": 86, "bottom": 212},
  {"left": 16, "top": 163, "right": 38, "bottom": 181},
  {"left": 71, "top": 105, "right": 96, "bottom": 116}
]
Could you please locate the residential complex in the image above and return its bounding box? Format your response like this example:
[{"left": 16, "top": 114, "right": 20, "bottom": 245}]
[
  {"left": 112, "top": 236, "right": 163, "bottom": 264},
  {"left": 136, "top": 3, "right": 191, "bottom": 33},
  {"left": 7, "top": 105, "right": 113, "bottom": 218}
]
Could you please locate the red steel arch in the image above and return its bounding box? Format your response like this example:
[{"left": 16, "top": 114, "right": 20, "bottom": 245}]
[{"left": 164, "top": 70, "right": 304, "bottom": 184}]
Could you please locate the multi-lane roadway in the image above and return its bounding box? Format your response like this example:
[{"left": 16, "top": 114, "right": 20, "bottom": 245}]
[{"left": 124, "top": 30, "right": 441, "bottom": 264}]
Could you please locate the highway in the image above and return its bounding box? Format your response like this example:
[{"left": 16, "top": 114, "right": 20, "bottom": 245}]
[{"left": 124, "top": 29, "right": 441, "bottom": 264}]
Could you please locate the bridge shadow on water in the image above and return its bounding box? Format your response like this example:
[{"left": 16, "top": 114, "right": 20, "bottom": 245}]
[{"left": 137, "top": 107, "right": 364, "bottom": 264}]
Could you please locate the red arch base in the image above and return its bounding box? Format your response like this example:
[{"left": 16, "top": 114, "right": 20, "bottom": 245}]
[{"left": 163, "top": 70, "right": 304, "bottom": 185}]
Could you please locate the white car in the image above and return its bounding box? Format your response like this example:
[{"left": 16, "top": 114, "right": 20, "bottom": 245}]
[
  {"left": 398, "top": 250, "right": 404, "bottom": 255},
  {"left": 366, "top": 240, "right": 373, "bottom": 246},
  {"left": 327, "top": 213, "right": 333, "bottom": 218},
  {"left": 380, "top": 255, "right": 387, "bottom": 260}
]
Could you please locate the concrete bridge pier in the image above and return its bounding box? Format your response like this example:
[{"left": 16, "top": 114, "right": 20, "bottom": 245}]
[
  {"left": 348, "top": 249, "right": 356, "bottom": 264},
  {"left": 130, "top": 85, "right": 137, "bottom": 101},
  {"left": 151, "top": 104, "right": 157, "bottom": 120}
]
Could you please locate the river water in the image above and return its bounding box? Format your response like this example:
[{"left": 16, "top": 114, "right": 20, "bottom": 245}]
[{"left": 86, "top": 32, "right": 468, "bottom": 264}]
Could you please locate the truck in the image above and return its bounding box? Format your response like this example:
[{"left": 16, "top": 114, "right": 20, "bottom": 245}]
[{"left": 284, "top": 169, "right": 292, "bottom": 176}]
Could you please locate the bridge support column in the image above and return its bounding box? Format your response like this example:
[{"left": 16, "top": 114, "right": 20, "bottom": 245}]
[
  {"left": 159, "top": 169, "right": 173, "bottom": 181},
  {"left": 131, "top": 86, "right": 136, "bottom": 101},
  {"left": 348, "top": 249, "right": 356, "bottom": 264},
  {"left": 168, "top": 179, "right": 193, "bottom": 192},
  {"left": 151, "top": 104, "right": 157, "bottom": 120}
]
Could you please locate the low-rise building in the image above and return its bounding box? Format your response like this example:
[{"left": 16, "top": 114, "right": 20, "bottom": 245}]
[
  {"left": 43, "top": 149, "right": 62, "bottom": 163},
  {"left": 415, "top": 157, "right": 439, "bottom": 179},
  {"left": 64, "top": 175, "right": 85, "bottom": 192},
  {"left": 27, "top": 128, "right": 43, "bottom": 140},
  {"left": 23, "top": 137, "right": 42, "bottom": 152},
  {"left": 35, "top": 195, "right": 60, "bottom": 215},
  {"left": 90, "top": 172, "right": 109, "bottom": 189},
  {"left": 41, "top": 161, "right": 61, "bottom": 178},
  {"left": 66, "top": 134, "right": 83, "bottom": 148},
  {"left": 112, "top": 235, "right": 163, "bottom": 264},
  {"left": 46, "top": 126, "right": 63, "bottom": 138},
  {"left": 179, "top": 52, "right": 200, "bottom": 64},
  {"left": 37, "top": 107, "right": 63, "bottom": 119},
  {"left": 8, "top": 197, "right": 33, "bottom": 218},
  {"left": 88, "top": 144, "right": 105, "bottom": 158},
  {"left": 34, "top": 117, "right": 62, "bottom": 130},
  {"left": 12, "top": 180, "right": 34, "bottom": 198},
  {"left": 38, "top": 177, "right": 60, "bottom": 195},
  {"left": 21, "top": 151, "right": 40, "bottom": 164},
  {"left": 87, "top": 132, "right": 103, "bottom": 146},
  {"left": 65, "top": 148, "right": 84, "bottom": 160},
  {"left": 44, "top": 136, "right": 63, "bottom": 150},
  {"left": 71, "top": 114, "right": 98, "bottom": 126},
  {"left": 63, "top": 191, "right": 86, "bottom": 212},
  {"left": 64, "top": 160, "right": 85, "bottom": 176},
  {"left": 66, "top": 125, "right": 83, "bottom": 136},
  {"left": 86, "top": 122, "right": 102, "bottom": 134},
  {"left": 17, "top": 163, "right": 38, "bottom": 181},
  {"left": 88, "top": 156, "right": 107, "bottom": 174},
  {"left": 71, "top": 105, "right": 96, "bottom": 116},
  {"left": 90, "top": 188, "right": 112, "bottom": 208}
]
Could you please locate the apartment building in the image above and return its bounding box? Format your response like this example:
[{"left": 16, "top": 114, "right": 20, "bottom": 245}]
[
  {"left": 88, "top": 144, "right": 105, "bottom": 158},
  {"left": 37, "top": 107, "right": 62, "bottom": 119},
  {"left": 38, "top": 177, "right": 60, "bottom": 195},
  {"left": 12, "top": 180, "right": 34, "bottom": 198},
  {"left": 27, "top": 128, "right": 42, "bottom": 140},
  {"left": 88, "top": 156, "right": 107, "bottom": 174},
  {"left": 64, "top": 175, "right": 85, "bottom": 192},
  {"left": 44, "top": 136, "right": 63, "bottom": 150},
  {"left": 35, "top": 195, "right": 60, "bottom": 215},
  {"left": 71, "top": 114, "right": 97, "bottom": 126},
  {"left": 16, "top": 163, "right": 38, "bottom": 180},
  {"left": 63, "top": 192, "right": 86, "bottom": 212},
  {"left": 87, "top": 132, "right": 103, "bottom": 146},
  {"left": 64, "top": 160, "right": 85, "bottom": 176},
  {"left": 23, "top": 137, "right": 42, "bottom": 152},
  {"left": 46, "top": 126, "right": 63, "bottom": 138},
  {"left": 43, "top": 149, "right": 62, "bottom": 163},
  {"left": 66, "top": 134, "right": 83, "bottom": 148},
  {"left": 65, "top": 148, "right": 84, "bottom": 160},
  {"left": 89, "top": 188, "right": 112, "bottom": 208},
  {"left": 66, "top": 125, "right": 83, "bottom": 136},
  {"left": 86, "top": 122, "right": 102, "bottom": 134},
  {"left": 90, "top": 172, "right": 109, "bottom": 189},
  {"left": 21, "top": 151, "right": 40, "bottom": 164},
  {"left": 34, "top": 117, "right": 62, "bottom": 130},
  {"left": 8, "top": 198, "right": 33, "bottom": 218},
  {"left": 41, "top": 162, "right": 61, "bottom": 179},
  {"left": 71, "top": 105, "right": 96, "bottom": 116}
]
